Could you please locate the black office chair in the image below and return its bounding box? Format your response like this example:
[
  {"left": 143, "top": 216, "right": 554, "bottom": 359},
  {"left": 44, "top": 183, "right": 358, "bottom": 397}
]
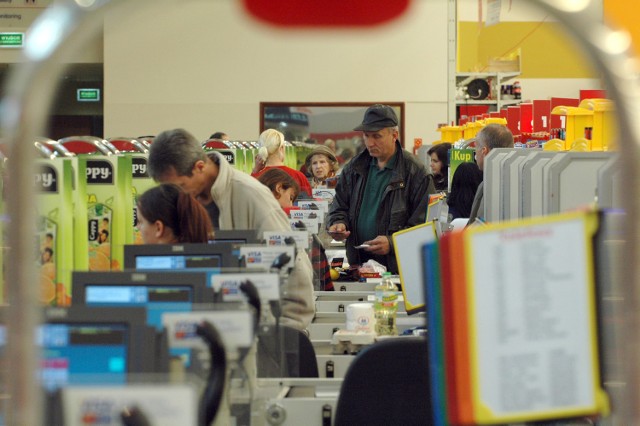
[
  {"left": 256, "top": 323, "right": 319, "bottom": 378},
  {"left": 334, "top": 336, "right": 432, "bottom": 426}
]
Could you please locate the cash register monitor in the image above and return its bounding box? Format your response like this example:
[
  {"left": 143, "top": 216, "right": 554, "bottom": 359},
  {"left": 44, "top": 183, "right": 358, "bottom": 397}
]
[
  {"left": 210, "top": 229, "right": 260, "bottom": 258},
  {"left": 123, "top": 243, "right": 238, "bottom": 271},
  {"left": 41, "top": 306, "right": 155, "bottom": 390},
  {"left": 71, "top": 271, "right": 210, "bottom": 330},
  {"left": 72, "top": 271, "right": 212, "bottom": 368},
  {"left": 210, "top": 229, "right": 259, "bottom": 244}
]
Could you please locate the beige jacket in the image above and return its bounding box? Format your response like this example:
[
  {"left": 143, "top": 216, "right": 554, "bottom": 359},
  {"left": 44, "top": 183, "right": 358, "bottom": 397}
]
[{"left": 209, "top": 152, "right": 315, "bottom": 331}]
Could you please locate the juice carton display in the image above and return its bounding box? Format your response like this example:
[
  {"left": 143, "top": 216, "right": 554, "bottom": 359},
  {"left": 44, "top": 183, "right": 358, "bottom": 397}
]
[
  {"left": 79, "top": 155, "right": 133, "bottom": 272},
  {"left": 35, "top": 158, "right": 75, "bottom": 306},
  {"left": 205, "top": 148, "right": 237, "bottom": 169},
  {"left": 0, "top": 160, "right": 3, "bottom": 303},
  {"left": 69, "top": 157, "right": 89, "bottom": 273},
  {"left": 129, "top": 153, "right": 156, "bottom": 244}
]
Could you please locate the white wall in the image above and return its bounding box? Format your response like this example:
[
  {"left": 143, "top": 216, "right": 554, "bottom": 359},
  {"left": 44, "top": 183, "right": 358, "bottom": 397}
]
[
  {"left": 0, "top": 1, "right": 608, "bottom": 144},
  {"left": 456, "top": 0, "right": 605, "bottom": 102},
  {"left": 103, "top": 0, "right": 448, "bottom": 144}
]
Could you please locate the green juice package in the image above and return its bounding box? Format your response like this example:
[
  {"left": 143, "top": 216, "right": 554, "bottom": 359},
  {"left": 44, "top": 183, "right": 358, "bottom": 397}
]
[
  {"left": 232, "top": 147, "right": 245, "bottom": 171},
  {"left": 204, "top": 147, "right": 237, "bottom": 171},
  {"left": 70, "top": 156, "right": 89, "bottom": 274},
  {"left": 0, "top": 160, "right": 3, "bottom": 303},
  {"left": 246, "top": 148, "right": 255, "bottom": 174},
  {"left": 285, "top": 143, "right": 296, "bottom": 168},
  {"left": 35, "top": 158, "right": 74, "bottom": 306},
  {"left": 130, "top": 153, "right": 156, "bottom": 244},
  {"left": 0, "top": 160, "right": 4, "bottom": 303},
  {"left": 79, "top": 155, "right": 133, "bottom": 272}
]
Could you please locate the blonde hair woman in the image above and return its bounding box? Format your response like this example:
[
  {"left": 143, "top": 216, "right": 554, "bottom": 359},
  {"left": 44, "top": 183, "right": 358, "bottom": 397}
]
[{"left": 251, "top": 128, "right": 312, "bottom": 197}]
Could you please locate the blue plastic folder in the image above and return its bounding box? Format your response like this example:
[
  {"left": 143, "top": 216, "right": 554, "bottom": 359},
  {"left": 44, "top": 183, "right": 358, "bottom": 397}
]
[{"left": 422, "top": 240, "right": 446, "bottom": 426}]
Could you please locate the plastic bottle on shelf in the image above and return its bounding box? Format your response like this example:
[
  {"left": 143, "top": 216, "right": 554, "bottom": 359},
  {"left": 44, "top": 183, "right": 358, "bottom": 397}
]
[
  {"left": 374, "top": 272, "right": 398, "bottom": 336},
  {"left": 512, "top": 81, "right": 522, "bottom": 99}
]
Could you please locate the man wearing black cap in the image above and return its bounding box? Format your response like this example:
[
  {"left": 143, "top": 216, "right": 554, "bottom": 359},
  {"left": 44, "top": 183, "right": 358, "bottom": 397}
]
[{"left": 327, "top": 104, "right": 435, "bottom": 273}]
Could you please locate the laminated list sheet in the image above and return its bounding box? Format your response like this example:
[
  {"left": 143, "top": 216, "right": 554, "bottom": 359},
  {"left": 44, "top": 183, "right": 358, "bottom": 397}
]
[{"left": 463, "top": 211, "right": 608, "bottom": 424}]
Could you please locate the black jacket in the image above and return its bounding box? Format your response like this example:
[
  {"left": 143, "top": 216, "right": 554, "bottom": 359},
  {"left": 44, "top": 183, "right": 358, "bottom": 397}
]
[{"left": 328, "top": 142, "right": 435, "bottom": 273}]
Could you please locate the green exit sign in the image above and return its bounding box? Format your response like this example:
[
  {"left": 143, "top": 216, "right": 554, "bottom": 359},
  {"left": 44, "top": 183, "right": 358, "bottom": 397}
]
[
  {"left": 0, "top": 33, "right": 24, "bottom": 48},
  {"left": 77, "top": 88, "right": 101, "bottom": 102}
]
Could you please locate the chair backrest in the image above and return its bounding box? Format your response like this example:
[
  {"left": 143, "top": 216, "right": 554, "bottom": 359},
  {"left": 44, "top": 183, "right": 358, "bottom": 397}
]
[
  {"left": 256, "top": 324, "right": 319, "bottom": 378},
  {"left": 334, "top": 336, "right": 432, "bottom": 426}
]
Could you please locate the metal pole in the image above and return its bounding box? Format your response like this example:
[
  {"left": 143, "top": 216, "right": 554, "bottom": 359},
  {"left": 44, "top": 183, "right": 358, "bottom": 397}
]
[{"left": 0, "top": 1, "right": 147, "bottom": 423}]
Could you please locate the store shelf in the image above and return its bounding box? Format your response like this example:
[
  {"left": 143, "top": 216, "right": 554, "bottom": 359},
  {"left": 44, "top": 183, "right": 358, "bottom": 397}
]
[
  {"left": 454, "top": 71, "right": 521, "bottom": 117},
  {"left": 455, "top": 100, "right": 498, "bottom": 105},
  {"left": 501, "top": 99, "right": 522, "bottom": 107},
  {"left": 456, "top": 71, "right": 520, "bottom": 88}
]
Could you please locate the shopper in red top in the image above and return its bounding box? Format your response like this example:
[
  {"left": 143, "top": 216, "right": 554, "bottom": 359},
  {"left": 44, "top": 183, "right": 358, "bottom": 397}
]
[
  {"left": 251, "top": 128, "right": 312, "bottom": 197},
  {"left": 256, "top": 168, "right": 300, "bottom": 212},
  {"left": 257, "top": 168, "right": 334, "bottom": 291}
]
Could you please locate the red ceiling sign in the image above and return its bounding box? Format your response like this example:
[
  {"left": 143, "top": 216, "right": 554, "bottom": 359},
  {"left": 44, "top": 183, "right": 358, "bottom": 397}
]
[{"left": 242, "top": 0, "right": 411, "bottom": 27}]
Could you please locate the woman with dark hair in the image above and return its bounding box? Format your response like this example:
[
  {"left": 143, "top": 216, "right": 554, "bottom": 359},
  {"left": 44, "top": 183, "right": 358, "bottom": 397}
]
[
  {"left": 447, "top": 162, "right": 483, "bottom": 220},
  {"left": 257, "top": 168, "right": 300, "bottom": 211},
  {"left": 137, "top": 183, "right": 214, "bottom": 243},
  {"left": 257, "top": 167, "right": 334, "bottom": 291},
  {"left": 427, "top": 142, "right": 452, "bottom": 192}
]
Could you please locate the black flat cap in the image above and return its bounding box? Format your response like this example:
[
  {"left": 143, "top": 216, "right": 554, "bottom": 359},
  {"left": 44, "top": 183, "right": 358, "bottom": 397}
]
[{"left": 354, "top": 104, "right": 399, "bottom": 131}]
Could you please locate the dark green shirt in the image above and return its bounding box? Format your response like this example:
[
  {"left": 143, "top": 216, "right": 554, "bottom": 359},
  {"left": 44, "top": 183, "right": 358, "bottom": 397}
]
[{"left": 356, "top": 153, "right": 397, "bottom": 243}]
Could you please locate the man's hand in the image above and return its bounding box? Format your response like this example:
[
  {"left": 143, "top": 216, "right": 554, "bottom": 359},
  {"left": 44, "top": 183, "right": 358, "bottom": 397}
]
[
  {"left": 328, "top": 223, "right": 351, "bottom": 241},
  {"left": 361, "top": 235, "right": 390, "bottom": 256}
]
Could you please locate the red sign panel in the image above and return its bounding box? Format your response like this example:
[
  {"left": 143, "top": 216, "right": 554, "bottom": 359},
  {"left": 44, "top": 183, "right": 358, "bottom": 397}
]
[
  {"left": 519, "top": 103, "right": 533, "bottom": 134},
  {"left": 532, "top": 99, "right": 551, "bottom": 133},
  {"left": 580, "top": 89, "right": 607, "bottom": 102},
  {"left": 506, "top": 106, "right": 521, "bottom": 136},
  {"left": 242, "top": 0, "right": 411, "bottom": 27},
  {"left": 550, "top": 97, "right": 579, "bottom": 129}
]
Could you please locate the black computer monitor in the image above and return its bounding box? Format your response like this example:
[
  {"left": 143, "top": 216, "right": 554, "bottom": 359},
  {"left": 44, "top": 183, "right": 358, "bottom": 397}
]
[
  {"left": 71, "top": 271, "right": 211, "bottom": 330},
  {"left": 123, "top": 243, "right": 239, "bottom": 272},
  {"left": 72, "top": 270, "right": 213, "bottom": 369},
  {"left": 41, "top": 306, "right": 157, "bottom": 390},
  {"left": 210, "top": 229, "right": 260, "bottom": 245}
]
